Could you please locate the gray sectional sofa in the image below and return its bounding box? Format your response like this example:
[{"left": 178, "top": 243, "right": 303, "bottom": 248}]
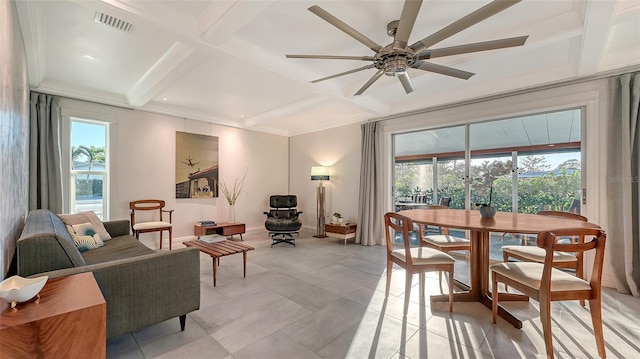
[{"left": 17, "top": 209, "right": 201, "bottom": 339}]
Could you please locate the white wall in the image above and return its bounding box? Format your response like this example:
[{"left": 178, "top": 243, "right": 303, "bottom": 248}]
[
  {"left": 58, "top": 98, "right": 289, "bottom": 241},
  {"left": 0, "top": 0, "right": 29, "bottom": 279},
  {"left": 290, "top": 123, "right": 362, "bottom": 231}
]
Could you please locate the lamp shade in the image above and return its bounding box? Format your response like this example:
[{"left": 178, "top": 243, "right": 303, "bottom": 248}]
[{"left": 310, "top": 166, "right": 330, "bottom": 181}]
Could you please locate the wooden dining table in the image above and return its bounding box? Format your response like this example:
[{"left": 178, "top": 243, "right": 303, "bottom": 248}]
[{"left": 399, "top": 208, "right": 600, "bottom": 328}]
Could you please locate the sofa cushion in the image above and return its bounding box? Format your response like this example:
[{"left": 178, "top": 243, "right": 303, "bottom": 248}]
[
  {"left": 65, "top": 222, "right": 105, "bottom": 252},
  {"left": 81, "top": 235, "right": 155, "bottom": 265},
  {"left": 58, "top": 211, "right": 112, "bottom": 241}
]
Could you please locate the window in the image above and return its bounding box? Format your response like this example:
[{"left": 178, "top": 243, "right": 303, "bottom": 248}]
[
  {"left": 392, "top": 108, "right": 583, "bottom": 260},
  {"left": 69, "top": 119, "right": 109, "bottom": 219}
]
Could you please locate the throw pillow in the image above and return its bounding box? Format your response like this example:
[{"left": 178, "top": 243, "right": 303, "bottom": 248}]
[
  {"left": 58, "top": 211, "right": 112, "bottom": 241},
  {"left": 66, "top": 222, "right": 104, "bottom": 252}
]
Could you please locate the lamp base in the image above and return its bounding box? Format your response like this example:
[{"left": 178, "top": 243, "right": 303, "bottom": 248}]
[{"left": 313, "top": 235, "right": 328, "bottom": 238}]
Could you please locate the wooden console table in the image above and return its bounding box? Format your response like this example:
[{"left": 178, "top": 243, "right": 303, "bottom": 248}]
[
  {"left": 194, "top": 222, "right": 246, "bottom": 240},
  {"left": 325, "top": 223, "right": 357, "bottom": 245},
  {"left": 0, "top": 272, "right": 106, "bottom": 358}
]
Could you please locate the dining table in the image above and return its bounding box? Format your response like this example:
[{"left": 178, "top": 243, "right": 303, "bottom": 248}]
[{"left": 399, "top": 208, "right": 600, "bottom": 328}]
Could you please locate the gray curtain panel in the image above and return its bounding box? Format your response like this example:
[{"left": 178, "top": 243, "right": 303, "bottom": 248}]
[
  {"left": 356, "top": 121, "right": 383, "bottom": 245},
  {"left": 607, "top": 72, "right": 640, "bottom": 297},
  {"left": 29, "top": 93, "right": 63, "bottom": 213}
]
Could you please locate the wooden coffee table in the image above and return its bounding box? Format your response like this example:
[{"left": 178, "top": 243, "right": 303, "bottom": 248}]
[{"left": 183, "top": 239, "right": 254, "bottom": 287}]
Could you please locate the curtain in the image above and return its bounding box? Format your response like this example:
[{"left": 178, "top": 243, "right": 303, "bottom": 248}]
[
  {"left": 29, "top": 93, "right": 63, "bottom": 213},
  {"left": 356, "top": 121, "right": 384, "bottom": 245},
  {"left": 607, "top": 72, "right": 640, "bottom": 296}
]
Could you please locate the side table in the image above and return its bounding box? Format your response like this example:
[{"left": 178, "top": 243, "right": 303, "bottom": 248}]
[
  {"left": 0, "top": 272, "right": 106, "bottom": 358},
  {"left": 325, "top": 223, "right": 357, "bottom": 245},
  {"left": 194, "top": 222, "right": 246, "bottom": 240}
]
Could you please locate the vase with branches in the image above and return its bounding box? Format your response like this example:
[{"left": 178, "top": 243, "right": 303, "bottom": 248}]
[
  {"left": 216, "top": 171, "right": 247, "bottom": 222},
  {"left": 471, "top": 160, "right": 513, "bottom": 217}
]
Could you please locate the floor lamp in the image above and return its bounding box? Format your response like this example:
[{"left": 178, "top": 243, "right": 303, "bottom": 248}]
[{"left": 311, "top": 166, "right": 330, "bottom": 238}]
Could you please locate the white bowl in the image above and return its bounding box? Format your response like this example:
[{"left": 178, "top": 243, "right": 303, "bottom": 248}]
[{"left": 0, "top": 275, "right": 48, "bottom": 304}]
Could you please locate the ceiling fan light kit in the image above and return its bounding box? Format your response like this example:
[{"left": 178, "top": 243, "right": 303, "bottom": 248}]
[{"left": 286, "top": 0, "right": 528, "bottom": 96}]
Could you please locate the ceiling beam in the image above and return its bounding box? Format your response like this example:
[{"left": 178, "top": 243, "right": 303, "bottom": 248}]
[
  {"left": 576, "top": 0, "right": 618, "bottom": 76},
  {"left": 14, "top": 0, "right": 46, "bottom": 87},
  {"left": 126, "top": 42, "right": 208, "bottom": 107}
]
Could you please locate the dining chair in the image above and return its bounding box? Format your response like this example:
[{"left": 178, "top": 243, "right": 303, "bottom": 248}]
[
  {"left": 502, "top": 210, "right": 588, "bottom": 305},
  {"left": 384, "top": 212, "right": 455, "bottom": 314},
  {"left": 418, "top": 205, "right": 470, "bottom": 284},
  {"left": 129, "top": 199, "right": 174, "bottom": 250},
  {"left": 491, "top": 228, "right": 607, "bottom": 359}
]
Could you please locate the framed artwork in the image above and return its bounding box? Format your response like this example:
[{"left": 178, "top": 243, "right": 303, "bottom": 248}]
[{"left": 175, "top": 132, "right": 218, "bottom": 199}]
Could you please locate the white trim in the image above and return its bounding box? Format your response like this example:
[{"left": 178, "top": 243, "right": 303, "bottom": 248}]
[{"left": 61, "top": 108, "right": 114, "bottom": 220}]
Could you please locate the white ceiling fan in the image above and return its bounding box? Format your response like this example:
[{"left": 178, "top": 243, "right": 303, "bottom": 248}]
[{"left": 286, "top": 0, "right": 529, "bottom": 96}]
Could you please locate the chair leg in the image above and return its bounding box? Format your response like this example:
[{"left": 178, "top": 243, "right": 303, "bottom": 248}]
[
  {"left": 539, "top": 296, "right": 554, "bottom": 359},
  {"left": 169, "top": 228, "right": 173, "bottom": 250},
  {"left": 160, "top": 231, "right": 163, "bottom": 249},
  {"left": 502, "top": 252, "right": 510, "bottom": 292},
  {"left": 577, "top": 257, "right": 585, "bottom": 307},
  {"left": 492, "top": 272, "right": 498, "bottom": 324},
  {"left": 448, "top": 268, "right": 454, "bottom": 312},
  {"left": 589, "top": 298, "right": 607, "bottom": 358},
  {"left": 385, "top": 259, "right": 392, "bottom": 297},
  {"left": 403, "top": 271, "right": 412, "bottom": 315}
]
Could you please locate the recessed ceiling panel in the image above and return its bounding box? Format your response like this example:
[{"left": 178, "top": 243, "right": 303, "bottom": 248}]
[
  {"left": 43, "top": 1, "right": 176, "bottom": 95},
  {"left": 151, "top": 49, "right": 316, "bottom": 121}
]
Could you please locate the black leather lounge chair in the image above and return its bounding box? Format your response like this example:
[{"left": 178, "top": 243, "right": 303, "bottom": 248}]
[{"left": 264, "top": 195, "right": 303, "bottom": 247}]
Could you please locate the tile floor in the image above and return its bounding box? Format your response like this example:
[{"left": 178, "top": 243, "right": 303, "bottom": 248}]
[{"left": 107, "top": 230, "right": 640, "bottom": 359}]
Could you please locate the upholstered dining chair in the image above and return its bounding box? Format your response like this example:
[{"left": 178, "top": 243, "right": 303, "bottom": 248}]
[
  {"left": 384, "top": 212, "right": 455, "bottom": 314},
  {"left": 502, "top": 210, "right": 588, "bottom": 305},
  {"left": 491, "top": 228, "right": 607, "bottom": 359},
  {"left": 418, "top": 205, "right": 470, "bottom": 284},
  {"left": 129, "top": 199, "right": 174, "bottom": 250}
]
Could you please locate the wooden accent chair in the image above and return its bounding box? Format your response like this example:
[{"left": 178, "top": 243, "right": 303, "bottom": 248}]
[
  {"left": 502, "top": 210, "right": 588, "bottom": 305},
  {"left": 384, "top": 212, "right": 455, "bottom": 314},
  {"left": 418, "top": 205, "right": 470, "bottom": 284},
  {"left": 129, "top": 199, "right": 174, "bottom": 250},
  {"left": 491, "top": 228, "right": 607, "bottom": 359}
]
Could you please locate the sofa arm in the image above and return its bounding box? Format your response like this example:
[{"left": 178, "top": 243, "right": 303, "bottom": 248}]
[
  {"left": 35, "top": 247, "right": 200, "bottom": 339},
  {"left": 103, "top": 220, "right": 130, "bottom": 237}
]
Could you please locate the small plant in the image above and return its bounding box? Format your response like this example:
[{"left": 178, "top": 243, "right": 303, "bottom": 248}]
[{"left": 333, "top": 212, "right": 342, "bottom": 219}]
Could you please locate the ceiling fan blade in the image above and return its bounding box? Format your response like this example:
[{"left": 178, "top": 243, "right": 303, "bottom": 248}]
[
  {"left": 393, "top": 0, "right": 423, "bottom": 50},
  {"left": 418, "top": 36, "right": 528, "bottom": 59},
  {"left": 308, "top": 5, "right": 382, "bottom": 53},
  {"left": 398, "top": 72, "right": 415, "bottom": 94},
  {"left": 410, "top": 0, "right": 521, "bottom": 53},
  {"left": 355, "top": 70, "right": 384, "bottom": 96},
  {"left": 413, "top": 61, "right": 475, "bottom": 80},
  {"left": 286, "top": 54, "right": 375, "bottom": 61},
  {"left": 311, "top": 64, "right": 376, "bottom": 83}
]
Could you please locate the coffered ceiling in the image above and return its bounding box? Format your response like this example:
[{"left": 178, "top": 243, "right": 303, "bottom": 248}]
[{"left": 15, "top": 0, "right": 640, "bottom": 136}]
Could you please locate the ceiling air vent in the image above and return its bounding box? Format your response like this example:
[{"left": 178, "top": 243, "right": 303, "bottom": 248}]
[{"left": 94, "top": 12, "right": 133, "bottom": 32}]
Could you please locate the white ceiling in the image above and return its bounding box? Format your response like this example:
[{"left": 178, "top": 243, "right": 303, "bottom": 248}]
[{"left": 15, "top": 0, "right": 640, "bottom": 136}]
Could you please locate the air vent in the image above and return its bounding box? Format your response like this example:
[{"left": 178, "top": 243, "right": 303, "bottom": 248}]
[{"left": 94, "top": 12, "right": 133, "bottom": 32}]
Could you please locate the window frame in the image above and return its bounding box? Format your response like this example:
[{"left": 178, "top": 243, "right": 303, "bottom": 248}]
[{"left": 61, "top": 108, "right": 113, "bottom": 220}]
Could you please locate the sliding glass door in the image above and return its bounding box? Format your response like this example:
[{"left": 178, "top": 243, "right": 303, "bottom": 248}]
[{"left": 392, "top": 108, "right": 583, "bottom": 260}]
